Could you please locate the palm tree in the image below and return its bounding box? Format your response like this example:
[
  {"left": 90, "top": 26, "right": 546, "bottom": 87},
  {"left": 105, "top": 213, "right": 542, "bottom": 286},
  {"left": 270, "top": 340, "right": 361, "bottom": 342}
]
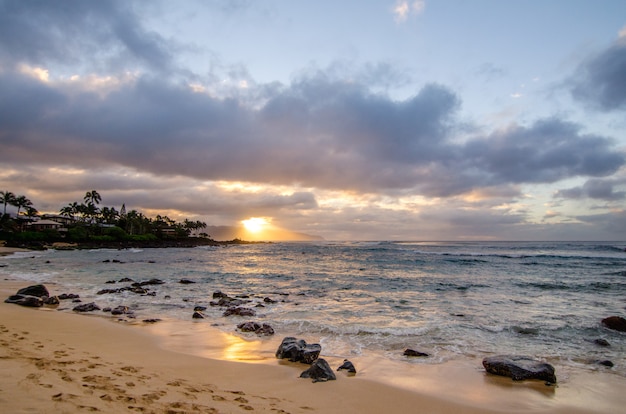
[
  {"left": 60, "top": 202, "right": 80, "bottom": 220},
  {"left": 14, "top": 195, "right": 33, "bottom": 217},
  {"left": 24, "top": 206, "right": 39, "bottom": 219},
  {"left": 84, "top": 190, "right": 102, "bottom": 206},
  {"left": 0, "top": 191, "right": 16, "bottom": 215}
]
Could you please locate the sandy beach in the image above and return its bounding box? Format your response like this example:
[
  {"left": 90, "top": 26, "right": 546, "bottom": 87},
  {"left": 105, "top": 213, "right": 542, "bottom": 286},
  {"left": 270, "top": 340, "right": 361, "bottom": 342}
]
[{"left": 1, "top": 275, "right": 625, "bottom": 413}]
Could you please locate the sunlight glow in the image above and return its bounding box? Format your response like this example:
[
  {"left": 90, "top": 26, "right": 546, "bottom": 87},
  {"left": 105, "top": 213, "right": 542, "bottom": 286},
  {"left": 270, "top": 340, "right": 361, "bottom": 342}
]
[{"left": 242, "top": 217, "right": 269, "bottom": 233}]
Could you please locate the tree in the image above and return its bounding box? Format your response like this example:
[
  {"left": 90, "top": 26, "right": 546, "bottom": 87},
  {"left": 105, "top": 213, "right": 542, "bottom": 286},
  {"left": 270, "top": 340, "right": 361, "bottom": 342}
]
[
  {"left": 0, "top": 191, "right": 16, "bottom": 215},
  {"left": 14, "top": 195, "right": 33, "bottom": 217},
  {"left": 84, "top": 190, "right": 102, "bottom": 206},
  {"left": 24, "top": 206, "right": 39, "bottom": 219},
  {"left": 100, "top": 206, "right": 119, "bottom": 224},
  {"left": 60, "top": 202, "right": 80, "bottom": 220}
]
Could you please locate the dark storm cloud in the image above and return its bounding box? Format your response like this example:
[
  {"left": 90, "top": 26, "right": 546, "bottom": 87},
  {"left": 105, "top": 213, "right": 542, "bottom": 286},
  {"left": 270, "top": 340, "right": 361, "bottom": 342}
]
[
  {"left": 0, "top": 0, "right": 173, "bottom": 73},
  {"left": 1, "top": 69, "right": 624, "bottom": 197},
  {"left": 570, "top": 38, "right": 626, "bottom": 111},
  {"left": 463, "top": 118, "right": 625, "bottom": 185},
  {"left": 554, "top": 178, "right": 626, "bottom": 201}
]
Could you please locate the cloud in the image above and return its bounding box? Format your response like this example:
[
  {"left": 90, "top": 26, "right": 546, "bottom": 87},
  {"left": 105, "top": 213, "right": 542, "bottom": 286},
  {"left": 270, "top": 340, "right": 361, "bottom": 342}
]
[
  {"left": 569, "top": 34, "right": 626, "bottom": 111},
  {"left": 0, "top": 0, "right": 176, "bottom": 74},
  {"left": 392, "top": 0, "right": 425, "bottom": 22},
  {"left": 1, "top": 67, "right": 624, "bottom": 201},
  {"left": 554, "top": 178, "right": 626, "bottom": 201}
]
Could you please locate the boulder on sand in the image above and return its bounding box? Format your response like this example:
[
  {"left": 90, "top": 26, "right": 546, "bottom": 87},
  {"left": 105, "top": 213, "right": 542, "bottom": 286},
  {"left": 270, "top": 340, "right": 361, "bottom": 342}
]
[
  {"left": 275, "top": 337, "right": 321, "bottom": 364},
  {"left": 300, "top": 358, "right": 336, "bottom": 383},
  {"left": 482, "top": 355, "right": 556, "bottom": 384}
]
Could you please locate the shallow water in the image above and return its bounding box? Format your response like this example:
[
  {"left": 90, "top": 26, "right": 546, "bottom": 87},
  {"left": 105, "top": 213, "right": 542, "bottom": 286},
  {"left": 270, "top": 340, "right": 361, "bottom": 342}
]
[{"left": 2, "top": 241, "right": 625, "bottom": 377}]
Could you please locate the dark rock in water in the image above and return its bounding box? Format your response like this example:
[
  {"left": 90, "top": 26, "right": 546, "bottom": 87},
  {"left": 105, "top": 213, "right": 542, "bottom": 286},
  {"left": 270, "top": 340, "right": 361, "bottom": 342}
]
[
  {"left": 300, "top": 359, "right": 336, "bottom": 383},
  {"left": 119, "top": 277, "right": 134, "bottom": 283},
  {"left": 404, "top": 348, "right": 429, "bottom": 357},
  {"left": 213, "top": 290, "right": 228, "bottom": 299},
  {"left": 275, "top": 337, "right": 321, "bottom": 364},
  {"left": 45, "top": 296, "right": 60, "bottom": 305},
  {"left": 596, "top": 360, "right": 614, "bottom": 367},
  {"left": 179, "top": 279, "right": 196, "bottom": 284},
  {"left": 594, "top": 338, "right": 611, "bottom": 347},
  {"left": 58, "top": 293, "right": 80, "bottom": 300},
  {"left": 223, "top": 307, "right": 256, "bottom": 317},
  {"left": 263, "top": 297, "right": 277, "bottom": 304},
  {"left": 337, "top": 359, "right": 357, "bottom": 374},
  {"left": 105, "top": 280, "right": 117, "bottom": 284},
  {"left": 17, "top": 284, "right": 49, "bottom": 298},
  {"left": 102, "top": 307, "right": 112, "bottom": 313},
  {"left": 601, "top": 316, "right": 626, "bottom": 332},
  {"left": 192, "top": 311, "right": 205, "bottom": 319},
  {"left": 143, "top": 318, "right": 161, "bottom": 323},
  {"left": 132, "top": 278, "right": 164, "bottom": 287},
  {"left": 73, "top": 302, "right": 101, "bottom": 312},
  {"left": 194, "top": 305, "right": 207, "bottom": 312},
  {"left": 97, "top": 288, "right": 121, "bottom": 295},
  {"left": 237, "top": 321, "right": 275, "bottom": 335},
  {"left": 211, "top": 297, "right": 247, "bottom": 307},
  {"left": 111, "top": 305, "right": 130, "bottom": 315},
  {"left": 482, "top": 355, "right": 556, "bottom": 384},
  {"left": 5, "top": 294, "right": 43, "bottom": 307}
]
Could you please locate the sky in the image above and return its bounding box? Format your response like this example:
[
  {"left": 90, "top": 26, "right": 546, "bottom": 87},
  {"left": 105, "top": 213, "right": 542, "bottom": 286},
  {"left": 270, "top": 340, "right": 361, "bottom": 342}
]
[{"left": 1, "top": 0, "right": 625, "bottom": 241}]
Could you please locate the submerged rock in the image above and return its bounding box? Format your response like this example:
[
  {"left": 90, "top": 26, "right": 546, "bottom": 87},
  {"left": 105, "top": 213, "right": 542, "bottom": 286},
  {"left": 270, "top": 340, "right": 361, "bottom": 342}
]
[
  {"left": 482, "top": 355, "right": 556, "bottom": 384},
  {"left": 601, "top": 316, "right": 626, "bottom": 332},
  {"left": 73, "top": 302, "right": 101, "bottom": 312},
  {"left": 275, "top": 337, "right": 321, "bottom": 364},
  {"left": 237, "top": 321, "right": 275, "bottom": 336},
  {"left": 404, "top": 348, "right": 429, "bottom": 357},
  {"left": 223, "top": 307, "right": 256, "bottom": 317},
  {"left": 300, "top": 359, "right": 336, "bottom": 383}
]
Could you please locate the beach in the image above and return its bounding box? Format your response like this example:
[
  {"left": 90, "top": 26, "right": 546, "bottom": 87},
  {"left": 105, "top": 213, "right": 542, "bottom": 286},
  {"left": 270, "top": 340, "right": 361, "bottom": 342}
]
[{"left": 2, "top": 276, "right": 625, "bottom": 414}]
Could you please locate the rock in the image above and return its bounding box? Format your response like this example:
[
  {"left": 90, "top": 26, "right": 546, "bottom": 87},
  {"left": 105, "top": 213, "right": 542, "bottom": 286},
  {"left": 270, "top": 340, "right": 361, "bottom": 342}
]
[
  {"left": 337, "top": 359, "right": 357, "bottom": 374},
  {"left": 111, "top": 305, "right": 130, "bottom": 315},
  {"left": 596, "top": 360, "right": 614, "bottom": 367},
  {"left": 45, "top": 296, "right": 60, "bottom": 305},
  {"left": 192, "top": 311, "right": 205, "bottom": 319},
  {"left": 223, "top": 307, "right": 256, "bottom": 317},
  {"left": 601, "top": 316, "right": 626, "bottom": 332},
  {"left": 211, "top": 297, "right": 246, "bottom": 307},
  {"left": 482, "top": 355, "right": 556, "bottom": 384},
  {"left": 300, "top": 359, "right": 336, "bottom": 383},
  {"left": 237, "top": 322, "right": 275, "bottom": 336},
  {"left": 143, "top": 318, "right": 161, "bottom": 323},
  {"left": 275, "top": 337, "right": 321, "bottom": 364},
  {"left": 73, "top": 302, "right": 101, "bottom": 312},
  {"left": 179, "top": 279, "right": 196, "bottom": 284},
  {"left": 5, "top": 294, "right": 43, "bottom": 307},
  {"left": 58, "top": 293, "right": 80, "bottom": 300},
  {"left": 264, "top": 297, "right": 277, "bottom": 304},
  {"left": 118, "top": 277, "right": 134, "bottom": 283},
  {"left": 213, "top": 290, "right": 228, "bottom": 299},
  {"left": 194, "top": 305, "right": 207, "bottom": 312},
  {"left": 132, "top": 278, "right": 164, "bottom": 287},
  {"left": 17, "top": 284, "right": 49, "bottom": 298},
  {"left": 97, "top": 288, "right": 121, "bottom": 295},
  {"left": 404, "top": 349, "right": 429, "bottom": 357},
  {"left": 594, "top": 338, "right": 611, "bottom": 347}
]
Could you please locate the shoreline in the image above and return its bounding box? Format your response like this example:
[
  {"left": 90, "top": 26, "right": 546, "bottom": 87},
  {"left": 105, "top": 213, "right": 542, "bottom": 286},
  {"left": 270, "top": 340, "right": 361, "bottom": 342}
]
[{"left": 1, "top": 279, "right": 625, "bottom": 412}]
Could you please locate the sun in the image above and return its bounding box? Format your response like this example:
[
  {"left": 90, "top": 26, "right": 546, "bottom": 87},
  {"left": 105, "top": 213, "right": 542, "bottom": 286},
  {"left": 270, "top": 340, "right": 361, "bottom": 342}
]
[{"left": 242, "top": 217, "right": 268, "bottom": 233}]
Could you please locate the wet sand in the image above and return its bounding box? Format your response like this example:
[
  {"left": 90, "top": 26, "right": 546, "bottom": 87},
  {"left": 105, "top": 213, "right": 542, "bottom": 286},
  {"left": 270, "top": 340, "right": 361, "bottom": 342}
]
[{"left": 1, "top": 278, "right": 624, "bottom": 413}]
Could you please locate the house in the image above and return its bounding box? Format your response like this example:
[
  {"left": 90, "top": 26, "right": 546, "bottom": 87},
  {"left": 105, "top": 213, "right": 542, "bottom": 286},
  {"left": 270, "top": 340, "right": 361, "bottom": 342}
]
[{"left": 27, "top": 220, "right": 63, "bottom": 231}]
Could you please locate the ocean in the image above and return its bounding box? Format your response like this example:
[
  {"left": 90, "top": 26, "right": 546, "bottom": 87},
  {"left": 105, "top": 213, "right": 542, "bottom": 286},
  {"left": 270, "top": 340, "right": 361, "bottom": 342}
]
[{"left": 2, "top": 241, "right": 625, "bottom": 378}]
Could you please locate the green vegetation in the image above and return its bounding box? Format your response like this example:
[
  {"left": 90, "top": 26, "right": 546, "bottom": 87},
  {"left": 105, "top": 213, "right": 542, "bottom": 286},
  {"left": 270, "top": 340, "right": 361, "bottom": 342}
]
[{"left": 0, "top": 190, "right": 209, "bottom": 245}]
